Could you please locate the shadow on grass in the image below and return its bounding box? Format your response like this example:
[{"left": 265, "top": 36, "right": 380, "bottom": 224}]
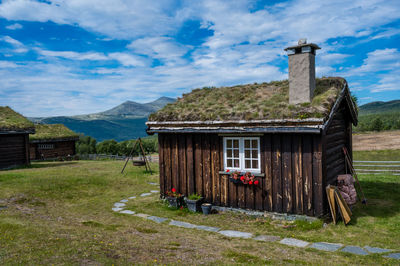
[
  {"left": 349, "top": 179, "right": 400, "bottom": 224},
  {"left": 1, "top": 161, "right": 79, "bottom": 171}
]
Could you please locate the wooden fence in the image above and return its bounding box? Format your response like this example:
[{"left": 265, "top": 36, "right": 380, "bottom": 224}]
[{"left": 354, "top": 160, "right": 400, "bottom": 175}]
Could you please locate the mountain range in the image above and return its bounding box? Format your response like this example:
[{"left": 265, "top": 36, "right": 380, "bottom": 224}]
[
  {"left": 29, "top": 97, "right": 175, "bottom": 142},
  {"left": 358, "top": 100, "right": 400, "bottom": 115}
]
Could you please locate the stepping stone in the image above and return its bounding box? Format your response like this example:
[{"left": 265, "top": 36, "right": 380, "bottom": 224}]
[
  {"left": 341, "top": 245, "right": 368, "bottom": 256},
  {"left": 112, "top": 207, "right": 123, "bottom": 212},
  {"left": 120, "top": 210, "right": 135, "bottom": 215},
  {"left": 253, "top": 235, "right": 281, "bottom": 242},
  {"left": 128, "top": 196, "right": 136, "bottom": 199},
  {"left": 134, "top": 213, "right": 149, "bottom": 218},
  {"left": 140, "top": 193, "right": 152, "bottom": 197},
  {"left": 310, "top": 242, "right": 343, "bottom": 252},
  {"left": 280, "top": 238, "right": 309, "bottom": 248},
  {"left": 385, "top": 253, "right": 400, "bottom": 260},
  {"left": 218, "top": 230, "right": 253, "bottom": 239},
  {"left": 148, "top": 182, "right": 158, "bottom": 185},
  {"left": 195, "top": 225, "right": 220, "bottom": 232},
  {"left": 147, "top": 216, "right": 168, "bottom": 223},
  {"left": 364, "top": 246, "right": 391, "bottom": 254},
  {"left": 114, "top": 203, "right": 125, "bottom": 208},
  {"left": 150, "top": 190, "right": 159, "bottom": 193},
  {"left": 169, "top": 220, "right": 197, "bottom": 229},
  {"left": 120, "top": 199, "right": 128, "bottom": 203}
]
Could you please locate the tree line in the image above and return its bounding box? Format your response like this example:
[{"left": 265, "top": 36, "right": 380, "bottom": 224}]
[
  {"left": 75, "top": 135, "right": 158, "bottom": 156},
  {"left": 355, "top": 112, "right": 400, "bottom": 132}
]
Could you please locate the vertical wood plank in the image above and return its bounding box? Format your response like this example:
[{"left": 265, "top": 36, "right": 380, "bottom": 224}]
[
  {"left": 202, "top": 134, "right": 212, "bottom": 202},
  {"left": 158, "top": 134, "right": 165, "bottom": 196},
  {"left": 194, "top": 134, "right": 203, "bottom": 195},
  {"left": 237, "top": 182, "right": 246, "bottom": 208},
  {"left": 211, "top": 135, "right": 221, "bottom": 205},
  {"left": 264, "top": 134, "right": 273, "bottom": 211},
  {"left": 245, "top": 184, "right": 255, "bottom": 210},
  {"left": 164, "top": 134, "right": 172, "bottom": 193},
  {"left": 220, "top": 137, "right": 229, "bottom": 206},
  {"left": 24, "top": 134, "right": 30, "bottom": 165},
  {"left": 272, "top": 134, "right": 282, "bottom": 213},
  {"left": 178, "top": 135, "right": 187, "bottom": 196},
  {"left": 186, "top": 135, "right": 195, "bottom": 195},
  {"left": 313, "top": 135, "right": 324, "bottom": 217},
  {"left": 255, "top": 135, "right": 265, "bottom": 210},
  {"left": 171, "top": 134, "right": 179, "bottom": 190},
  {"left": 302, "top": 135, "right": 313, "bottom": 216},
  {"left": 293, "top": 135, "right": 303, "bottom": 214},
  {"left": 282, "top": 134, "right": 293, "bottom": 213}
]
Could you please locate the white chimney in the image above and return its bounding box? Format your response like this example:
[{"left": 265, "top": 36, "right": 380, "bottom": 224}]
[{"left": 284, "top": 39, "right": 321, "bottom": 104}]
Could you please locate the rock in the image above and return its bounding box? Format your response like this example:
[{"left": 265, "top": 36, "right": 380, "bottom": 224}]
[
  {"left": 384, "top": 253, "right": 400, "bottom": 260},
  {"left": 120, "top": 199, "right": 128, "bottom": 203},
  {"left": 140, "top": 193, "right": 152, "bottom": 197},
  {"left": 112, "top": 207, "right": 123, "bottom": 212},
  {"left": 114, "top": 203, "right": 125, "bottom": 208},
  {"left": 150, "top": 190, "right": 159, "bottom": 193},
  {"left": 310, "top": 242, "right": 343, "bottom": 252},
  {"left": 169, "top": 220, "right": 197, "bottom": 229},
  {"left": 134, "top": 213, "right": 150, "bottom": 218},
  {"left": 195, "top": 225, "right": 220, "bottom": 232},
  {"left": 280, "top": 238, "right": 309, "bottom": 248},
  {"left": 253, "top": 235, "right": 281, "bottom": 242},
  {"left": 147, "top": 216, "right": 168, "bottom": 223},
  {"left": 218, "top": 230, "right": 253, "bottom": 239},
  {"left": 364, "top": 246, "right": 391, "bottom": 254},
  {"left": 120, "top": 210, "right": 135, "bottom": 215},
  {"left": 341, "top": 246, "right": 368, "bottom": 256},
  {"left": 128, "top": 196, "right": 136, "bottom": 199},
  {"left": 148, "top": 182, "right": 158, "bottom": 186}
]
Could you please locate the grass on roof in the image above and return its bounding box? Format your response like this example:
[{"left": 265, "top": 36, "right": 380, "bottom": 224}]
[
  {"left": 30, "top": 124, "right": 79, "bottom": 141},
  {"left": 149, "top": 77, "right": 346, "bottom": 122},
  {"left": 0, "top": 106, "right": 34, "bottom": 131}
]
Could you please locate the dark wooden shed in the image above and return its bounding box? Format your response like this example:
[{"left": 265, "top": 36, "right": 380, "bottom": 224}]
[
  {"left": 29, "top": 124, "right": 79, "bottom": 160},
  {"left": 0, "top": 106, "right": 35, "bottom": 169},
  {"left": 147, "top": 42, "right": 358, "bottom": 217}
]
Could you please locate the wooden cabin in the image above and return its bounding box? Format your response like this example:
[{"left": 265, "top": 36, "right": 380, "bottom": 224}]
[
  {"left": 29, "top": 124, "right": 79, "bottom": 160},
  {"left": 0, "top": 106, "right": 35, "bottom": 169},
  {"left": 146, "top": 41, "right": 358, "bottom": 217}
]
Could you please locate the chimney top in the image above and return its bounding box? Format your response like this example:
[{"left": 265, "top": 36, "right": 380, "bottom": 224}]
[{"left": 284, "top": 39, "right": 321, "bottom": 55}]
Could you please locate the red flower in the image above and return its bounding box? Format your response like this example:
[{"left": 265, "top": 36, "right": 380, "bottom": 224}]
[
  {"left": 171, "top": 188, "right": 176, "bottom": 193},
  {"left": 254, "top": 180, "right": 259, "bottom": 185},
  {"left": 180, "top": 206, "right": 184, "bottom": 210},
  {"left": 226, "top": 169, "right": 230, "bottom": 172},
  {"left": 249, "top": 180, "right": 253, "bottom": 185},
  {"left": 240, "top": 176, "right": 245, "bottom": 181}
]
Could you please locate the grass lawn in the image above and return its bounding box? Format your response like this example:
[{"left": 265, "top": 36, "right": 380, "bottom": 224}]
[{"left": 0, "top": 155, "right": 399, "bottom": 264}]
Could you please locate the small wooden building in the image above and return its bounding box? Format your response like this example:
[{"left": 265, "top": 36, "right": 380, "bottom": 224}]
[
  {"left": 146, "top": 41, "right": 358, "bottom": 217},
  {"left": 29, "top": 124, "right": 79, "bottom": 160},
  {"left": 0, "top": 106, "right": 35, "bottom": 169}
]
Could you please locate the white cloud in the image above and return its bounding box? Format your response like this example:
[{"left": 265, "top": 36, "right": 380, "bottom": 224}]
[
  {"left": 5, "top": 23, "right": 23, "bottom": 30},
  {"left": 350, "top": 48, "right": 400, "bottom": 75},
  {"left": 36, "top": 49, "right": 108, "bottom": 61},
  {"left": 108, "top": 53, "right": 146, "bottom": 67},
  {"left": 0, "top": 35, "right": 28, "bottom": 53}
]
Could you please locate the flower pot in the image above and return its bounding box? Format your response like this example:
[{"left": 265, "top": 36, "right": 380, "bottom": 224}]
[
  {"left": 184, "top": 197, "right": 204, "bottom": 212},
  {"left": 201, "top": 203, "right": 212, "bottom": 215},
  {"left": 166, "top": 196, "right": 183, "bottom": 208},
  {"left": 229, "top": 177, "right": 241, "bottom": 184}
]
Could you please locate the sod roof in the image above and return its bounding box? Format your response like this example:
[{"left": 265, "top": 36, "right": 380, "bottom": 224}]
[
  {"left": 149, "top": 77, "right": 348, "bottom": 122},
  {"left": 0, "top": 106, "right": 35, "bottom": 133},
  {"left": 30, "top": 124, "right": 79, "bottom": 141}
]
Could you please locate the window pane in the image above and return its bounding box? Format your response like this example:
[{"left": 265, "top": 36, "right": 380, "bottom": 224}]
[
  {"left": 227, "top": 139, "right": 232, "bottom": 148},
  {"left": 252, "top": 160, "right": 258, "bottom": 169},
  {"left": 252, "top": 139, "right": 258, "bottom": 148},
  {"left": 244, "top": 139, "right": 250, "bottom": 148},
  {"left": 245, "top": 150, "right": 250, "bottom": 159},
  {"left": 227, "top": 149, "right": 232, "bottom": 157},
  {"left": 252, "top": 150, "right": 258, "bottom": 158},
  {"left": 233, "top": 139, "right": 239, "bottom": 148},
  {"left": 227, "top": 159, "right": 232, "bottom": 167},
  {"left": 233, "top": 149, "right": 239, "bottom": 158},
  {"left": 234, "top": 159, "right": 240, "bottom": 167},
  {"left": 245, "top": 160, "right": 251, "bottom": 168}
]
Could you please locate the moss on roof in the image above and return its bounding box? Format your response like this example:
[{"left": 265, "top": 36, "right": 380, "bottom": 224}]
[
  {"left": 149, "top": 77, "right": 346, "bottom": 122},
  {"left": 30, "top": 124, "right": 79, "bottom": 141},
  {"left": 0, "top": 106, "right": 34, "bottom": 132}
]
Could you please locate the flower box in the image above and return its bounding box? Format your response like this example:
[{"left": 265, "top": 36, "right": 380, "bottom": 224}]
[{"left": 184, "top": 197, "right": 204, "bottom": 212}]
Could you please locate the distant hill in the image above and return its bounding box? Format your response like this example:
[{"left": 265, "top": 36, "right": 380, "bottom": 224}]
[
  {"left": 29, "top": 97, "right": 175, "bottom": 142},
  {"left": 359, "top": 100, "right": 400, "bottom": 115}
]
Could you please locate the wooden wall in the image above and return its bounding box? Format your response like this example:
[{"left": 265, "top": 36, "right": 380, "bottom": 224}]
[
  {"left": 158, "top": 132, "right": 325, "bottom": 217},
  {"left": 30, "top": 140, "right": 76, "bottom": 160},
  {"left": 0, "top": 133, "right": 30, "bottom": 169}
]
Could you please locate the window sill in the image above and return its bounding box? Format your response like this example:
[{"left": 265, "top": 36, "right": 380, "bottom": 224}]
[{"left": 218, "top": 171, "right": 265, "bottom": 178}]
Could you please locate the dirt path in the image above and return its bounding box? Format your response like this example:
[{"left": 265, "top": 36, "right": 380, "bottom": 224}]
[{"left": 353, "top": 130, "right": 400, "bottom": 151}]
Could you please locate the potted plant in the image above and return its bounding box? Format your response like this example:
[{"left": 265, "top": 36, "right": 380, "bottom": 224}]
[
  {"left": 201, "top": 203, "right": 212, "bottom": 215},
  {"left": 228, "top": 170, "right": 241, "bottom": 184},
  {"left": 184, "top": 193, "right": 204, "bottom": 212},
  {"left": 166, "top": 188, "right": 183, "bottom": 208}
]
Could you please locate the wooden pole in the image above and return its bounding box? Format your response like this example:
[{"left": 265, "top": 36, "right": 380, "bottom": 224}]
[
  {"left": 138, "top": 138, "right": 152, "bottom": 174},
  {"left": 121, "top": 139, "right": 139, "bottom": 174}
]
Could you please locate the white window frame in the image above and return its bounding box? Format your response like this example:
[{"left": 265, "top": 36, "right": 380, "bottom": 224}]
[{"left": 223, "top": 137, "right": 261, "bottom": 173}]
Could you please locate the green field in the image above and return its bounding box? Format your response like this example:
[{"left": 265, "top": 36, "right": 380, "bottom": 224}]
[{"left": 0, "top": 152, "right": 399, "bottom": 264}]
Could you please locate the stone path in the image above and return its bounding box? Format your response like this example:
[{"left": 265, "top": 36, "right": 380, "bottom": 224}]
[{"left": 111, "top": 184, "right": 399, "bottom": 260}]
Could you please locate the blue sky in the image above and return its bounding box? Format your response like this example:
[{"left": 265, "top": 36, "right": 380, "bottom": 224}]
[{"left": 0, "top": 0, "right": 399, "bottom": 117}]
